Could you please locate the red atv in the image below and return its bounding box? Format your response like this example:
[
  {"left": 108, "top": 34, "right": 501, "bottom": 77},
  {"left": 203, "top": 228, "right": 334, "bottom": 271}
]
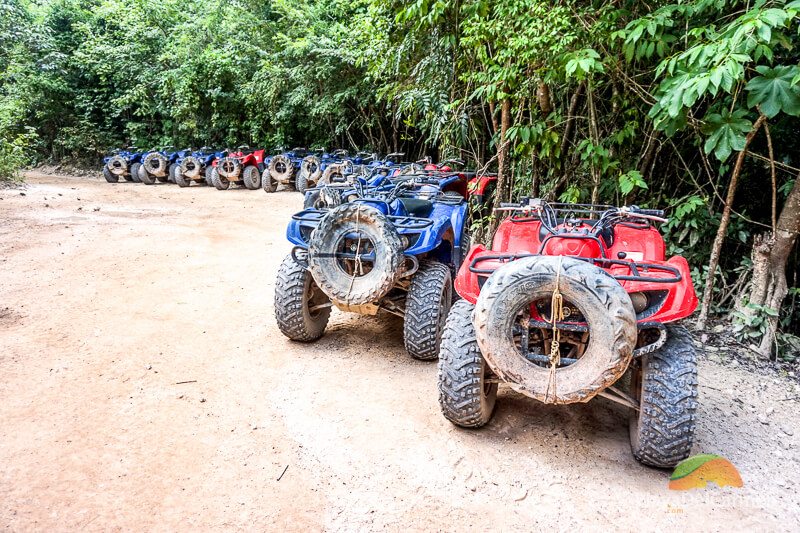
[
  {"left": 438, "top": 199, "right": 699, "bottom": 468},
  {"left": 211, "top": 147, "right": 264, "bottom": 190}
]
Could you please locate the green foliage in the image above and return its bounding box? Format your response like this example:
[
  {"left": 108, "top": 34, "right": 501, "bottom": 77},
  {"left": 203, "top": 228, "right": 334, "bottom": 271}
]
[
  {"left": 745, "top": 65, "right": 800, "bottom": 118},
  {"left": 701, "top": 109, "right": 752, "bottom": 162}
]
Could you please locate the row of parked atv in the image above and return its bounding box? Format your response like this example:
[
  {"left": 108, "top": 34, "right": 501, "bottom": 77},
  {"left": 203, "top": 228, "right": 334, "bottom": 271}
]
[
  {"left": 102, "top": 147, "right": 500, "bottom": 201},
  {"left": 276, "top": 170, "right": 700, "bottom": 468}
]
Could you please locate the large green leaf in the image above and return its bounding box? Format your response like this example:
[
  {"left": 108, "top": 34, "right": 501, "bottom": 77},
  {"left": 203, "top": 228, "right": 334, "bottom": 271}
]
[
  {"left": 745, "top": 65, "right": 800, "bottom": 118},
  {"left": 701, "top": 109, "right": 752, "bottom": 162}
]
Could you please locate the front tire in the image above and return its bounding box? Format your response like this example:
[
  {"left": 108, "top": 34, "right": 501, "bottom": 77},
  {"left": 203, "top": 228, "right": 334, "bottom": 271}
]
[
  {"left": 275, "top": 255, "right": 331, "bottom": 342},
  {"left": 403, "top": 261, "right": 452, "bottom": 360},
  {"left": 629, "top": 325, "right": 698, "bottom": 468},
  {"left": 438, "top": 299, "right": 498, "bottom": 427}
]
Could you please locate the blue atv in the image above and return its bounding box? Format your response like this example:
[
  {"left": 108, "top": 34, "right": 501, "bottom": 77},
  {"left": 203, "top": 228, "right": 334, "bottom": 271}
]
[
  {"left": 103, "top": 148, "right": 143, "bottom": 183},
  {"left": 264, "top": 147, "right": 307, "bottom": 192},
  {"left": 274, "top": 176, "right": 469, "bottom": 360},
  {"left": 173, "top": 147, "right": 223, "bottom": 188},
  {"left": 138, "top": 147, "right": 188, "bottom": 185}
]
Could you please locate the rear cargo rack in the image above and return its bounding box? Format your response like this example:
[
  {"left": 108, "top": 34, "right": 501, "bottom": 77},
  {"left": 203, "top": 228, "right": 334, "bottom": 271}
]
[
  {"left": 292, "top": 208, "right": 433, "bottom": 231},
  {"left": 468, "top": 253, "right": 682, "bottom": 284}
]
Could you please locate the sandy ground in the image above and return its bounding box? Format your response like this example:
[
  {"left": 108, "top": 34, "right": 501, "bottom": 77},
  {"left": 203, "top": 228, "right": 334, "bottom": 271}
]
[{"left": 1, "top": 172, "right": 799, "bottom": 531}]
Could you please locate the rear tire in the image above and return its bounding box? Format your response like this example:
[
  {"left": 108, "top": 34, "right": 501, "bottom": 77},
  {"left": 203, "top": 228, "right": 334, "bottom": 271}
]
[
  {"left": 167, "top": 163, "right": 179, "bottom": 183},
  {"left": 629, "top": 325, "right": 698, "bottom": 468},
  {"left": 296, "top": 169, "right": 309, "bottom": 193},
  {"left": 275, "top": 255, "right": 331, "bottom": 342},
  {"left": 242, "top": 165, "right": 261, "bottom": 190},
  {"left": 174, "top": 166, "right": 190, "bottom": 188},
  {"left": 139, "top": 165, "right": 155, "bottom": 185},
  {"left": 262, "top": 169, "right": 278, "bottom": 193},
  {"left": 204, "top": 166, "right": 214, "bottom": 186},
  {"left": 211, "top": 168, "right": 229, "bottom": 190},
  {"left": 103, "top": 166, "right": 119, "bottom": 183},
  {"left": 130, "top": 163, "right": 142, "bottom": 183},
  {"left": 438, "top": 299, "right": 498, "bottom": 427},
  {"left": 403, "top": 261, "right": 452, "bottom": 360}
]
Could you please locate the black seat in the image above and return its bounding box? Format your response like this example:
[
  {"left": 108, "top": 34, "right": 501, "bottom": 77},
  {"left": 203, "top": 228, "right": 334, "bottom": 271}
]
[{"left": 399, "top": 198, "right": 434, "bottom": 218}]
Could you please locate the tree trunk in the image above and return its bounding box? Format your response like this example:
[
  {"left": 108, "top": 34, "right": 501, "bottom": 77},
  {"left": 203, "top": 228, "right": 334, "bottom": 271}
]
[
  {"left": 696, "top": 114, "right": 767, "bottom": 329},
  {"left": 489, "top": 98, "right": 513, "bottom": 237},
  {"left": 738, "top": 174, "right": 800, "bottom": 356},
  {"left": 587, "top": 84, "right": 601, "bottom": 205}
]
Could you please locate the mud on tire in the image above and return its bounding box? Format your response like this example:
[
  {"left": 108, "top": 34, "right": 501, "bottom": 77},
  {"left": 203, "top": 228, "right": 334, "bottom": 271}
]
[
  {"left": 275, "top": 254, "right": 331, "bottom": 342},
  {"left": 473, "top": 256, "right": 637, "bottom": 404},
  {"left": 629, "top": 325, "right": 698, "bottom": 468},
  {"left": 308, "top": 204, "right": 404, "bottom": 306},
  {"left": 438, "top": 299, "right": 498, "bottom": 427},
  {"left": 404, "top": 261, "right": 452, "bottom": 360}
]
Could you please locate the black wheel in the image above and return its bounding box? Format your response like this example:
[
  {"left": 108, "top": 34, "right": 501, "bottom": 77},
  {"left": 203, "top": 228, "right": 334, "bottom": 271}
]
[
  {"left": 473, "top": 256, "right": 637, "bottom": 404},
  {"left": 174, "top": 166, "right": 190, "bottom": 187},
  {"left": 307, "top": 204, "right": 404, "bottom": 306},
  {"left": 629, "top": 325, "right": 698, "bottom": 468},
  {"left": 404, "top": 261, "right": 452, "bottom": 360},
  {"left": 103, "top": 166, "right": 119, "bottom": 183},
  {"left": 262, "top": 169, "right": 278, "bottom": 193},
  {"left": 438, "top": 299, "right": 498, "bottom": 427},
  {"left": 211, "top": 167, "right": 229, "bottom": 190},
  {"left": 242, "top": 165, "right": 261, "bottom": 190},
  {"left": 130, "top": 163, "right": 142, "bottom": 183},
  {"left": 204, "top": 166, "right": 214, "bottom": 186},
  {"left": 275, "top": 254, "right": 331, "bottom": 342},
  {"left": 123, "top": 172, "right": 134, "bottom": 182}
]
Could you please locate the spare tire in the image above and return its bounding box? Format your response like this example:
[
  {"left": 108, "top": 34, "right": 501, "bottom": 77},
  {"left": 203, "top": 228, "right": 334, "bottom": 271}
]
[
  {"left": 318, "top": 163, "right": 346, "bottom": 186},
  {"left": 107, "top": 155, "right": 127, "bottom": 176},
  {"left": 473, "top": 256, "right": 637, "bottom": 405},
  {"left": 269, "top": 154, "right": 294, "bottom": 184},
  {"left": 308, "top": 204, "right": 404, "bottom": 306},
  {"left": 180, "top": 156, "right": 201, "bottom": 179},
  {"left": 300, "top": 155, "right": 322, "bottom": 187},
  {"left": 218, "top": 157, "right": 241, "bottom": 179},
  {"left": 142, "top": 152, "right": 167, "bottom": 177}
]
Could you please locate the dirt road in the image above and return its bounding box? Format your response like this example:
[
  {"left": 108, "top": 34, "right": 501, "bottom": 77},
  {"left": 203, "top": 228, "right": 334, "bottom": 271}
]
[{"left": 1, "top": 173, "right": 799, "bottom": 531}]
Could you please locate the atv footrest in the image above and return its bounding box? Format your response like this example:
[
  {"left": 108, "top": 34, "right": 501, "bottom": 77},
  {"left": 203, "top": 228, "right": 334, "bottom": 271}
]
[{"left": 469, "top": 254, "right": 682, "bottom": 284}]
